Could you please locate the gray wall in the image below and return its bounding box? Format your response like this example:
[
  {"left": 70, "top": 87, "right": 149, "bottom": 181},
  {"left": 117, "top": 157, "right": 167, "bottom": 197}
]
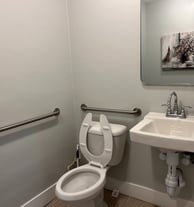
[
  {"left": 68, "top": 0, "right": 194, "bottom": 201},
  {"left": 0, "top": 0, "right": 76, "bottom": 206}
]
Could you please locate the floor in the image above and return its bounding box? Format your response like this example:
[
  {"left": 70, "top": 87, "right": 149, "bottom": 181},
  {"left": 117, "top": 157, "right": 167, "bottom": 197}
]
[{"left": 45, "top": 189, "right": 159, "bottom": 207}]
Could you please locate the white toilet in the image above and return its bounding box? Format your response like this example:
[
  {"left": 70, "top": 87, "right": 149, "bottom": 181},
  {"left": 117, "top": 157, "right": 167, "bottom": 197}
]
[{"left": 55, "top": 113, "right": 127, "bottom": 207}]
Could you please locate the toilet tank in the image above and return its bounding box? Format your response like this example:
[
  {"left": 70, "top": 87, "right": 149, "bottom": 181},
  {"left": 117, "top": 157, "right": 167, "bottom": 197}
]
[{"left": 87, "top": 121, "right": 127, "bottom": 166}]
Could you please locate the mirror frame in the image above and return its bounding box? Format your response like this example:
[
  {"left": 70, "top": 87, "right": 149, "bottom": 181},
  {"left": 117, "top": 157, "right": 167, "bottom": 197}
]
[{"left": 140, "top": 0, "right": 194, "bottom": 86}]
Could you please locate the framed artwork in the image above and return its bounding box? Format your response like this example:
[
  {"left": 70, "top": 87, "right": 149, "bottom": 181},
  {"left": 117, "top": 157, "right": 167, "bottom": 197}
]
[{"left": 161, "top": 31, "right": 194, "bottom": 70}]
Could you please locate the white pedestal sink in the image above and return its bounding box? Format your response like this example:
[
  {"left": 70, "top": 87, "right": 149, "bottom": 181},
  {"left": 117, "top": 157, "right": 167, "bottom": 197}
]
[{"left": 130, "top": 112, "right": 194, "bottom": 152}]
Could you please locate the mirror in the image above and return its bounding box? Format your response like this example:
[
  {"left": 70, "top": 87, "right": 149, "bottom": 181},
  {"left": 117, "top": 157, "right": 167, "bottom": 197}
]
[{"left": 141, "top": 0, "right": 194, "bottom": 85}]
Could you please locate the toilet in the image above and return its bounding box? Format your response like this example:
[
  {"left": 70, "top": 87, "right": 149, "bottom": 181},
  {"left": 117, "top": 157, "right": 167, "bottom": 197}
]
[{"left": 55, "top": 113, "right": 127, "bottom": 207}]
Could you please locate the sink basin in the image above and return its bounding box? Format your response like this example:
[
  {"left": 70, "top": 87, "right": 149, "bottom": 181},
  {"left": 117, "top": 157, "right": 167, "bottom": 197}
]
[{"left": 130, "top": 112, "right": 194, "bottom": 152}]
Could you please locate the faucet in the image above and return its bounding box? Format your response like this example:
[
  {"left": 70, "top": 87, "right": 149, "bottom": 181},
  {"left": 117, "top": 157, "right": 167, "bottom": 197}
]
[
  {"left": 167, "top": 91, "right": 178, "bottom": 116},
  {"left": 162, "top": 92, "right": 191, "bottom": 118}
]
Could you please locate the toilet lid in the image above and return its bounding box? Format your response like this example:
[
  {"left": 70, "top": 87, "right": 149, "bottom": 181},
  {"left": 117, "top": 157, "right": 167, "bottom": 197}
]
[{"left": 79, "top": 113, "right": 113, "bottom": 168}]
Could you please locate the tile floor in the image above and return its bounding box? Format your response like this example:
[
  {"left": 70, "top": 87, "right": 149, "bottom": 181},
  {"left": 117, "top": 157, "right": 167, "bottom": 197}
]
[{"left": 45, "top": 189, "right": 159, "bottom": 207}]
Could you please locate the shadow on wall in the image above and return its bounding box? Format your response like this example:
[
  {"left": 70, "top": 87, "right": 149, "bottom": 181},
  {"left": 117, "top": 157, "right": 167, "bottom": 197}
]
[
  {"left": 151, "top": 147, "right": 194, "bottom": 203},
  {"left": 96, "top": 113, "right": 142, "bottom": 181},
  {"left": 151, "top": 147, "right": 167, "bottom": 193},
  {"left": 107, "top": 131, "right": 131, "bottom": 181},
  {"left": 0, "top": 118, "right": 59, "bottom": 146},
  {"left": 153, "top": 150, "right": 194, "bottom": 207}
]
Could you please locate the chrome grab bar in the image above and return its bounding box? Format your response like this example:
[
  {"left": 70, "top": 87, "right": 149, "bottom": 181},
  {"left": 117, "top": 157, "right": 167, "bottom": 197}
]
[
  {"left": 0, "top": 108, "right": 60, "bottom": 133},
  {"left": 81, "top": 104, "right": 141, "bottom": 116}
]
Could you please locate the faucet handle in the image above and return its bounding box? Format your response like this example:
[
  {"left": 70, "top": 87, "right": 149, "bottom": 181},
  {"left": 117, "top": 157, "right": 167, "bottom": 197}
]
[
  {"left": 180, "top": 105, "right": 192, "bottom": 118},
  {"left": 161, "top": 103, "right": 171, "bottom": 116},
  {"left": 161, "top": 103, "right": 171, "bottom": 110},
  {"left": 183, "top": 105, "right": 192, "bottom": 109}
]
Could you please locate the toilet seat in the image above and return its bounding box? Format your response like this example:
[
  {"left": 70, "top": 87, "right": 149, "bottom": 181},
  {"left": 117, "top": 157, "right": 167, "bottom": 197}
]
[
  {"left": 79, "top": 113, "right": 113, "bottom": 168},
  {"left": 55, "top": 113, "right": 127, "bottom": 206},
  {"left": 55, "top": 164, "right": 107, "bottom": 201},
  {"left": 56, "top": 114, "right": 112, "bottom": 203}
]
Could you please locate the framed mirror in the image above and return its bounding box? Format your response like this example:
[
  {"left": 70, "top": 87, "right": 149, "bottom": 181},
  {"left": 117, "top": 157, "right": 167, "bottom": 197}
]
[{"left": 141, "top": 0, "right": 194, "bottom": 85}]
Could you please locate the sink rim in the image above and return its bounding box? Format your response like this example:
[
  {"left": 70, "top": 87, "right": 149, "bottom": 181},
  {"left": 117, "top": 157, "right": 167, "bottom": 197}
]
[
  {"left": 130, "top": 112, "right": 194, "bottom": 152},
  {"left": 134, "top": 117, "right": 194, "bottom": 141}
]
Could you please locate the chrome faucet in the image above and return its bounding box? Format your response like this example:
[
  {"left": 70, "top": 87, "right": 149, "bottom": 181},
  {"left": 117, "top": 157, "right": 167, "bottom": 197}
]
[
  {"left": 162, "top": 92, "right": 191, "bottom": 118},
  {"left": 167, "top": 91, "right": 178, "bottom": 116}
]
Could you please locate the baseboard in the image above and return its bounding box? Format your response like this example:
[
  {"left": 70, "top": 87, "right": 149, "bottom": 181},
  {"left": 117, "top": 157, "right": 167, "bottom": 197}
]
[
  {"left": 106, "top": 177, "right": 194, "bottom": 207},
  {"left": 21, "top": 183, "right": 56, "bottom": 207}
]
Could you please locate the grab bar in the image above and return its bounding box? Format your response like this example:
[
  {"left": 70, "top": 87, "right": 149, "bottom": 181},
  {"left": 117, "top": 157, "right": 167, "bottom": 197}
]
[
  {"left": 0, "top": 108, "right": 60, "bottom": 133},
  {"left": 81, "top": 104, "right": 141, "bottom": 116}
]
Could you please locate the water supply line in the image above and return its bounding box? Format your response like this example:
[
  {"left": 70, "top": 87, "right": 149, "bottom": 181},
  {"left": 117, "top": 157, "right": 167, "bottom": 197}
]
[
  {"left": 76, "top": 144, "right": 81, "bottom": 167},
  {"left": 67, "top": 144, "right": 81, "bottom": 171}
]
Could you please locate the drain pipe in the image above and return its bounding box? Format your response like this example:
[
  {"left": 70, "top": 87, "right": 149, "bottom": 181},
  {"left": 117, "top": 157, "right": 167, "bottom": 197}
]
[{"left": 160, "top": 151, "right": 185, "bottom": 198}]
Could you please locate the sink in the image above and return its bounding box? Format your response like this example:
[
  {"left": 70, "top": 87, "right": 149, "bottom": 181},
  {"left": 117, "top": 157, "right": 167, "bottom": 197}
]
[{"left": 130, "top": 112, "right": 194, "bottom": 152}]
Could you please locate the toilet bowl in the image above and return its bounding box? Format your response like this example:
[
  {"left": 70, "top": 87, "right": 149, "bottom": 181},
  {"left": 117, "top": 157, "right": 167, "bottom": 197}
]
[
  {"left": 56, "top": 164, "right": 106, "bottom": 201},
  {"left": 55, "top": 113, "right": 127, "bottom": 207}
]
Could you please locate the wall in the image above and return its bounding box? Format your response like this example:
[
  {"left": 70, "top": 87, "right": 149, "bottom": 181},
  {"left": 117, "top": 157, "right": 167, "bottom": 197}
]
[
  {"left": 68, "top": 0, "right": 194, "bottom": 202},
  {"left": 0, "top": 0, "right": 76, "bottom": 206}
]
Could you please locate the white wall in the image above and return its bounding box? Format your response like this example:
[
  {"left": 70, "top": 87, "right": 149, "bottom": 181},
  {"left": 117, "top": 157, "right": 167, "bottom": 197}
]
[
  {"left": 0, "top": 1, "right": 76, "bottom": 206},
  {"left": 68, "top": 0, "right": 194, "bottom": 202}
]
